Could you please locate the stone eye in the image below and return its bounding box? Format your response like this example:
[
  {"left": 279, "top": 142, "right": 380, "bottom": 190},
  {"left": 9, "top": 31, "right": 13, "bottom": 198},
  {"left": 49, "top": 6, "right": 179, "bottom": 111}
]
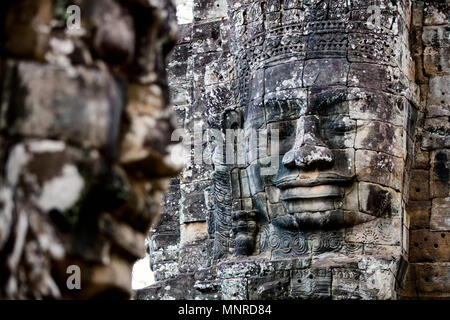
[
  {"left": 333, "top": 124, "right": 354, "bottom": 134},
  {"left": 322, "top": 117, "right": 355, "bottom": 136}
]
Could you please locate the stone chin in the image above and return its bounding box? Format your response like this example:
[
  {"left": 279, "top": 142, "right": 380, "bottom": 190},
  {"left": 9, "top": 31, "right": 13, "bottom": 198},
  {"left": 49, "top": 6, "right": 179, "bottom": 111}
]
[{"left": 271, "top": 210, "right": 347, "bottom": 231}]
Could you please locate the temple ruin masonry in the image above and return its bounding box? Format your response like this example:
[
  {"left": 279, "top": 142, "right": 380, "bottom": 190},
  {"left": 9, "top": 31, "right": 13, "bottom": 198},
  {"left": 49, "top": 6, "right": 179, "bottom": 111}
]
[
  {"left": 0, "top": 0, "right": 447, "bottom": 301},
  {"left": 137, "top": 0, "right": 450, "bottom": 300}
]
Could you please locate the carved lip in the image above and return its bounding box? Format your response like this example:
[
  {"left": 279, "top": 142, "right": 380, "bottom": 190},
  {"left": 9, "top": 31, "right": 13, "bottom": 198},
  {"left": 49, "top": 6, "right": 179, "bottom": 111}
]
[
  {"left": 275, "top": 175, "right": 353, "bottom": 189},
  {"left": 280, "top": 185, "right": 344, "bottom": 201}
]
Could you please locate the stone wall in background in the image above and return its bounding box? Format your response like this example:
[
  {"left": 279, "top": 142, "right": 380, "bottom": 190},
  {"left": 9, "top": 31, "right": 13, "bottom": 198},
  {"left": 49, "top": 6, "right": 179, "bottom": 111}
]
[
  {"left": 0, "top": 0, "right": 180, "bottom": 299},
  {"left": 399, "top": 0, "right": 450, "bottom": 299},
  {"left": 139, "top": 0, "right": 449, "bottom": 300}
]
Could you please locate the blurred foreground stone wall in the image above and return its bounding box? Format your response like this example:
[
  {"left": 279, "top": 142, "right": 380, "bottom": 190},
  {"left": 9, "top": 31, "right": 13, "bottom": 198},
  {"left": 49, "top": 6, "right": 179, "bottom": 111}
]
[{"left": 0, "top": 0, "right": 180, "bottom": 299}]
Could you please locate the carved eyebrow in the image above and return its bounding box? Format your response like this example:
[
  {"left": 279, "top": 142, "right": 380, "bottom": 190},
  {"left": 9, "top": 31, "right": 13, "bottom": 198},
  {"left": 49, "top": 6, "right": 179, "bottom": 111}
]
[{"left": 315, "top": 92, "right": 348, "bottom": 110}]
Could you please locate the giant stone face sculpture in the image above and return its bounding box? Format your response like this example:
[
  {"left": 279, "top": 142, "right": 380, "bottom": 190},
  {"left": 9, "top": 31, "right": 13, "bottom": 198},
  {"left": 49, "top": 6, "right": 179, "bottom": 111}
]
[{"left": 208, "top": 0, "right": 419, "bottom": 299}]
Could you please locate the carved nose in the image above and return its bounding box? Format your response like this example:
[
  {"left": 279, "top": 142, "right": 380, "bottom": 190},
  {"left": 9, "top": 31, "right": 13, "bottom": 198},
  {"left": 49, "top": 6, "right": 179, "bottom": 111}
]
[{"left": 282, "top": 115, "right": 334, "bottom": 169}]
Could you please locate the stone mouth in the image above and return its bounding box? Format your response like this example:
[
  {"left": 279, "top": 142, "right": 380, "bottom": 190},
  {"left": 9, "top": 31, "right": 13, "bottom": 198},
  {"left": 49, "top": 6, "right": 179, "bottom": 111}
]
[
  {"left": 280, "top": 184, "right": 344, "bottom": 213},
  {"left": 280, "top": 185, "right": 344, "bottom": 201},
  {"left": 275, "top": 175, "right": 353, "bottom": 189}
]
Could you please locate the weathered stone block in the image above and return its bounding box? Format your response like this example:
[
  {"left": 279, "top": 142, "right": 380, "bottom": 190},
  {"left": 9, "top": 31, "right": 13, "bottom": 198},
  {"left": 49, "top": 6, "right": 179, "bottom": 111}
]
[
  {"left": 307, "top": 86, "right": 349, "bottom": 115},
  {"left": 355, "top": 120, "right": 404, "bottom": 158},
  {"left": 246, "top": 163, "right": 264, "bottom": 195},
  {"left": 423, "top": 2, "right": 448, "bottom": 26},
  {"left": 425, "top": 117, "right": 450, "bottom": 136},
  {"left": 180, "top": 183, "right": 209, "bottom": 223},
  {"left": 332, "top": 268, "right": 396, "bottom": 300},
  {"left": 177, "top": 24, "right": 193, "bottom": 44},
  {"left": 231, "top": 169, "right": 241, "bottom": 199},
  {"left": 249, "top": 69, "right": 265, "bottom": 101},
  {"left": 135, "top": 274, "right": 196, "bottom": 300},
  {"left": 264, "top": 62, "right": 304, "bottom": 93},
  {"left": 430, "top": 197, "right": 450, "bottom": 232},
  {"left": 415, "top": 262, "right": 450, "bottom": 299},
  {"left": 427, "top": 105, "right": 450, "bottom": 118},
  {"left": 342, "top": 184, "right": 359, "bottom": 212},
  {"left": 410, "top": 229, "right": 450, "bottom": 262},
  {"left": 409, "top": 169, "right": 430, "bottom": 201},
  {"left": 355, "top": 150, "right": 404, "bottom": 191},
  {"left": 267, "top": 202, "right": 286, "bottom": 220},
  {"left": 169, "top": 82, "right": 192, "bottom": 107},
  {"left": 191, "top": 52, "right": 223, "bottom": 88},
  {"left": 151, "top": 241, "right": 179, "bottom": 265},
  {"left": 407, "top": 201, "right": 431, "bottom": 230},
  {"left": 423, "top": 46, "right": 450, "bottom": 76},
  {"left": 152, "top": 261, "right": 180, "bottom": 282},
  {"left": 204, "top": 56, "right": 232, "bottom": 87},
  {"left": 282, "top": 8, "right": 305, "bottom": 25},
  {"left": 191, "top": 83, "right": 233, "bottom": 123},
  {"left": 1, "top": 62, "right": 125, "bottom": 154},
  {"left": 320, "top": 116, "right": 356, "bottom": 149},
  {"left": 0, "top": 187, "right": 13, "bottom": 250},
  {"left": 363, "top": 243, "right": 402, "bottom": 257},
  {"left": 3, "top": 0, "right": 52, "bottom": 60},
  {"left": 348, "top": 89, "right": 404, "bottom": 127},
  {"left": 82, "top": 0, "right": 136, "bottom": 65},
  {"left": 265, "top": 89, "right": 307, "bottom": 123},
  {"left": 414, "top": 150, "right": 430, "bottom": 169},
  {"left": 248, "top": 271, "right": 290, "bottom": 300},
  {"left": 180, "top": 154, "right": 214, "bottom": 184},
  {"left": 427, "top": 76, "right": 450, "bottom": 108},
  {"left": 422, "top": 26, "right": 449, "bottom": 47},
  {"left": 290, "top": 268, "right": 331, "bottom": 300},
  {"left": 358, "top": 182, "right": 402, "bottom": 217},
  {"left": 303, "top": 59, "right": 349, "bottom": 87},
  {"left": 348, "top": 63, "right": 388, "bottom": 91},
  {"left": 151, "top": 233, "right": 180, "bottom": 253},
  {"left": 221, "top": 278, "right": 248, "bottom": 300},
  {"left": 403, "top": 224, "right": 409, "bottom": 256},
  {"left": 421, "top": 132, "right": 450, "bottom": 150},
  {"left": 430, "top": 150, "right": 449, "bottom": 198},
  {"left": 179, "top": 243, "right": 209, "bottom": 274},
  {"left": 167, "top": 44, "right": 190, "bottom": 84},
  {"left": 192, "top": 21, "right": 227, "bottom": 54},
  {"left": 265, "top": 186, "right": 280, "bottom": 204},
  {"left": 193, "top": 0, "right": 228, "bottom": 22},
  {"left": 345, "top": 218, "right": 401, "bottom": 246},
  {"left": 181, "top": 222, "right": 208, "bottom": 245},
  {"left": 217, "top": 260, "right": 262, "bottom": 279},
  {"left": 5, "top": 140, "right": 87, "bottom": 213},
  {"left": 240, "top": 169, "right": 251, "bottom": 198}
]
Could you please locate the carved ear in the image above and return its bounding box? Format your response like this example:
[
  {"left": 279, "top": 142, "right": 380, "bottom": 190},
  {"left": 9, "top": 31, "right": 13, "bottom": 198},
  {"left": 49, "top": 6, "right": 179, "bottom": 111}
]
[{"left": 221, "top": 107, "right": 243, "bottom": 133}]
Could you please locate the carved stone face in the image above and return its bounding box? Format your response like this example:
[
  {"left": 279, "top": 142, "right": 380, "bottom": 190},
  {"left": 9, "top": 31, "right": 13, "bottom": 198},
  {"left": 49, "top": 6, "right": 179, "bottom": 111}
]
[
  {"left": 222, "top": 0, "right": 417, "bottom": 257},
  {"left": 239, "top": 66, "right": 415, "bottom": 231}
]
